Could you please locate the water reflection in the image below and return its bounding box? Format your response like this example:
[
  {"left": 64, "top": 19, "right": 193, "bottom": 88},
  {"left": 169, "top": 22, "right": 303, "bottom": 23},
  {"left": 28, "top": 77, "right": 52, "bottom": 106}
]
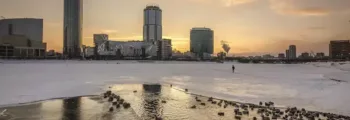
[
  {"left": 62, "top": 97, "right": 81, "bottom": 120},
  {"left": 142, "top": 84, "right": 162, "bottom": 119}
]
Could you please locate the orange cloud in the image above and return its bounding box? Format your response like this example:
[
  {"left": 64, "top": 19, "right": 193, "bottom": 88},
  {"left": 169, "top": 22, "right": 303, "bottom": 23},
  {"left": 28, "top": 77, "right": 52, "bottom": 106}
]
[{"left": 269, "top": 0, "right": 329, "bottom": 16}]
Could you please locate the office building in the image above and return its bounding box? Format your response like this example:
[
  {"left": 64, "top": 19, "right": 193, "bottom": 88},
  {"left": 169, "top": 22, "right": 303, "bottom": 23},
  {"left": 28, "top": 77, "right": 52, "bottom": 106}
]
[
  {"left": 300, "top": 52, "right": 310, "bottom": 59},
  {"left": 278, "top": 53, "right": 285, "bottom": 59},
  {"left": 0, "top": 18, "right": 43, "bottom": 42},
  {"left": 63, "top": 0, "right": 83, "bottom": 58},
  {"left": 0, "top": 35, "right": 46, "bottom": 58},
  {"left": 143, "top": 5, "right": 162, "bottom": 44},
  {"left": 315, "top": 52, "right": 325, "bottom": 58},
  {"left": 157, "top": 39, "right": 172, "bottom": 60},
  {"left": 288, "top": 45, "right": 296, "bottom": 59},
  {"left": 329, "top": 40, "right": 350, "bottom": 59},
  {"left": 263, "top": 54, "right": 274, "bottom": 59},
  {"left": 285, "top": 49, "right": 289, "bottom": 59},
  {"left": 190, "top": 27, "right": 214, "bottom": 58}
]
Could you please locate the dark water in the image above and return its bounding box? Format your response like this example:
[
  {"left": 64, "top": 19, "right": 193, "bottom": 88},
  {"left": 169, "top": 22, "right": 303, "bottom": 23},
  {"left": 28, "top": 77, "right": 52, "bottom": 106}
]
[{"left": 0, "top": 84, "right": 336, "bottom": 120}]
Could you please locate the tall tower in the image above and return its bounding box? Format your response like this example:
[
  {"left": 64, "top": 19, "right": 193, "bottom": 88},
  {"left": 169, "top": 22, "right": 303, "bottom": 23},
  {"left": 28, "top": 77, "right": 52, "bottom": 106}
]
[
  {"left": 64, "top": 0, "right": 83, "bottom": 58},
  {"left": 289, "top": 45, "right": 296, "bottom": 59},
  {"left": 143, "top": 5, "right": 162, "bottom": 44}
]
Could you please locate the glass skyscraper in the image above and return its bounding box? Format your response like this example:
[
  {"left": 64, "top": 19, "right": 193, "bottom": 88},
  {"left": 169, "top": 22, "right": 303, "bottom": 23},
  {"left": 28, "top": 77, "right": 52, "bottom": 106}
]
[
  {"left": 143, "top": 5, "right": 162, "bottom": 44},
  {"left": 190, "top": 28, "right": 214, "bottom": 57},
  {"left": 63, "top": 0, "right": 83, "bottom": 58}
]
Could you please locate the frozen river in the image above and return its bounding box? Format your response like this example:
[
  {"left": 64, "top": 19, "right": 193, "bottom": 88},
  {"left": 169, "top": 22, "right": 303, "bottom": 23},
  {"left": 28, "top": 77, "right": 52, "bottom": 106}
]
[{"left": 0, "top": 60, "right": 349, "bottom": 115}]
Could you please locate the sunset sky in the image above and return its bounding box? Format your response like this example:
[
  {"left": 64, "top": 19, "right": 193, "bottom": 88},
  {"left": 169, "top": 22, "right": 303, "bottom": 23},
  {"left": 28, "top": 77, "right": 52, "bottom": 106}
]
[{"left": 1, "top": 0, "right": 350, "bottom": 56}]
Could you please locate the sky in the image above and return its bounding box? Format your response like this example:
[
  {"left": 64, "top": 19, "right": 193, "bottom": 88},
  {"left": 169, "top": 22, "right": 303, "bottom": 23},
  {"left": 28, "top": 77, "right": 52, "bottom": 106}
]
[{"left": 0, "top": 0, "right": 350, "bottom": 56}]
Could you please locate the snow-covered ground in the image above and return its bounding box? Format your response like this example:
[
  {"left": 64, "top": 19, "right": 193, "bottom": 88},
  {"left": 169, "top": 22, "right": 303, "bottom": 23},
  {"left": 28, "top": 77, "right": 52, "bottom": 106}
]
[{"left": 0, "top": 60, "right": 350, "bottom": 115}]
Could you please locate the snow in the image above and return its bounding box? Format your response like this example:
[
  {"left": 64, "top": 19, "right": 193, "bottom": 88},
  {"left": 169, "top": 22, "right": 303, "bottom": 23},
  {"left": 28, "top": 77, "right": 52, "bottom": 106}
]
[{"left": 0, "top": 60, "right": 350, "bottom": 115}]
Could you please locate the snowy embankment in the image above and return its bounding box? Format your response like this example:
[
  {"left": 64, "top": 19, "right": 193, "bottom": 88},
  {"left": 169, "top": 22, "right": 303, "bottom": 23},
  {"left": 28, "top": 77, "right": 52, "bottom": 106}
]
[{"left": 0, "top": 60, "right": 350, "bottom": 116}]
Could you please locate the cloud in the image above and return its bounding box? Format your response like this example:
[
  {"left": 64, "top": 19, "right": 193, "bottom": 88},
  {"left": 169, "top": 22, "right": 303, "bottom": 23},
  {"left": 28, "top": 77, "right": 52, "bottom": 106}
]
[
  {"left": 188, "top": 0, "right": 256, "bottom": 7},
  {"left": 308, "top": 26, "right": 326, "bottom": 30},
  {"left": 102, "top": 29, "right": 118, "bottom": 34},
  {"left": 221, "top": 0, "right": 256, "bottom": 7},
  {"left": 269, "top": 0, "right": 330, "bottom": 16}
]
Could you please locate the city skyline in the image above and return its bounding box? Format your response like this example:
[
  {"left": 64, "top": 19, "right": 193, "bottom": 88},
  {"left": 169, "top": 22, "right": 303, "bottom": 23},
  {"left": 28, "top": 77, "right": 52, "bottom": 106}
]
[{"left": 1, "top": 0, "right": 350, "bottom": 56}]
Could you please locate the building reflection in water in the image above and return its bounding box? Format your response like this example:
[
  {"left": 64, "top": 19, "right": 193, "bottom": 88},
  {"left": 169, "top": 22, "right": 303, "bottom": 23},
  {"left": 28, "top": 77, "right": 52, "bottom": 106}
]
[
  {"left": 142, "top": 84, "right": 162, "bottom": 119},
  {"left": 63, "top": 97, "right": 81, "bottom": 120}
]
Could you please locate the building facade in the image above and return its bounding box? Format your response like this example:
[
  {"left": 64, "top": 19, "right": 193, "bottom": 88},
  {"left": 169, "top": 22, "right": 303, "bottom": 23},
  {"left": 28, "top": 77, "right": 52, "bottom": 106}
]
[
  {"left": 190, "top": 27, "right": 214, "bottom": 58},
  {"left": 278, "top": 53, "right": 285, "bottom": 59},
  {"left": 63, "top": 0, "right": 83, "bottom": 58},
  {"left": 285, "top": 49, "right": 289, "bottom": 59},
  {"left": 288, "top": 45, "right": 296, "bottom": 59},
  {"left": 143, "top": 5, "right": 162, "bottom": 44},
  {"left": 0, "top": 35, "right": 46, "bottom": 58},
  {"left": 158, "top": 39, "right": 172, "bottom": 60},
  {"left": 315, "top": 52, "right": 325, "bottom": 58},
  {"left": 0, "top": 18, "right": 43, "bottom": 42},
  {"left": 329, "top": 40, "right": 350, "bottom": 59},
  {"left": 300, "top": 52, "right": 310, "bottom": 59}
]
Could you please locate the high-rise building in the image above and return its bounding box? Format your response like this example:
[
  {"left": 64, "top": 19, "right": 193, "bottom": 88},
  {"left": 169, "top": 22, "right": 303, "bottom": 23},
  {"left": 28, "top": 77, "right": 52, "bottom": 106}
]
[
  {"left": 63, "top": 0, "right": 83, "bottom": 58},
  {"left": 143, "top": 5, "right": 162, "bottom": 44},
  {"left": 285, "top": 49, "right": 289, "bottom": 59},
  {"left": 0, "top": 18, "right": 43, "bottom": 42},
  {"left": 157, "top": 39, "right": 172, "bottom": 60},
  {"left": 288, "top": 45, "right": 296, "bottom": 59},
  {"left": 190, "top": 27, "right": 214, "bottom": 57},
  {"left": 329, "top": 40, "right": 350, "bottom": 59}
]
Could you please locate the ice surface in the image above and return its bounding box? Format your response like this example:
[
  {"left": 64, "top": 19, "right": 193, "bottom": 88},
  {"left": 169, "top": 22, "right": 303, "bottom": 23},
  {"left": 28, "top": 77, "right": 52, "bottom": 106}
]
[{"left": 0, "top": 60, "right": 350, "bottom": 115}]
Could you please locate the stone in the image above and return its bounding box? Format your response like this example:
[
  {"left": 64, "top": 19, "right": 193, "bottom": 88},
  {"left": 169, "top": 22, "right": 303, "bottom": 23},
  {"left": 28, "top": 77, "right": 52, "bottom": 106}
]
[
  {"left": 243, "top": 110, "right": 249, "bottom": 115},
  {"left": 190, "top": 105, "right": 196, "bottom": 109},
  {"left": 162, "top": 100, "right": 166, "bottom": 103},
  {"left": 208, "top": 97, "right": 213, "bottom": 102},
  {"left": 200, "top": 103, "right": 206, "bottom": 106},
  {"left": 259, "top": 101, "right": 263, "bottom": 106},
  {"left": 133, "top": 90, "right": 137, "bottom": 93},
  {"left": 123, "top": 102, "right": 130, "bottom": 109},
  {"left": 196, "top": 99, "right": 201, "bottom": 102},
  {"left": 218, "top": 112, "right": 224, "bottom": 116},
  {"left": 234, "top": 115, "right": 241, "bottom": 120},
  {"left": 116, "top": 104, "right": 120, "bottom": 108},
  {"left": 212, "top": 101, "right": 217, "bottom": 104},
  {"left": 109, "top": 107, "right": 114, "bottom": 112},
  {"left": 108, "top": 97, "right": 114, "bottom": 102},
  {"left": 185, "top": 89, "right": 188, "bottom": 92},
  {"left": 112, "top": 102, "right": 118, "bottom": 105}
]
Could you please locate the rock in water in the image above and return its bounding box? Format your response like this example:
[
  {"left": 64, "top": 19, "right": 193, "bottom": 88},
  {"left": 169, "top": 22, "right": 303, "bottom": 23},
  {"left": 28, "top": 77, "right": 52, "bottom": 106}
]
[
  {"left": 123, "top": 102, "right": 131, "bottom": 109},
  {"left": 108, "top": 97, "right": 114, "bottom": 102},
  {"left": 161, "top": 100, "right": 167, "bottom": 103},
  {"left": 112, "top": 102, "right": 118, "bottom": 105},
  {"left": 133, "top": 90, "right": 137, "bottom": 93},
  {"left": 109, "top": 107, "right": 114, "bottom": 112},
  {"left": 190, "top": 105, "right": 196, "bottom": 109},
  {"left": 235, "top": 115, "right": 241, "bottom": 120},
  {"left": 185, "top": 89, "right": 188, "bottom": 92},
  {"left": 200, "top": 103, "right": 206, "bottom": 106},
  {"left": 218, "top": 112, "right": 224, "bottom": 116}
]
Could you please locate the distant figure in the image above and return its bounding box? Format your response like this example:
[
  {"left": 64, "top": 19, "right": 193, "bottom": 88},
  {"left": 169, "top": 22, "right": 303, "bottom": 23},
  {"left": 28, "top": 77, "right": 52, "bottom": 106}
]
[{"left": 232, "top": 65, "right": 235, "bottom": 73}]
